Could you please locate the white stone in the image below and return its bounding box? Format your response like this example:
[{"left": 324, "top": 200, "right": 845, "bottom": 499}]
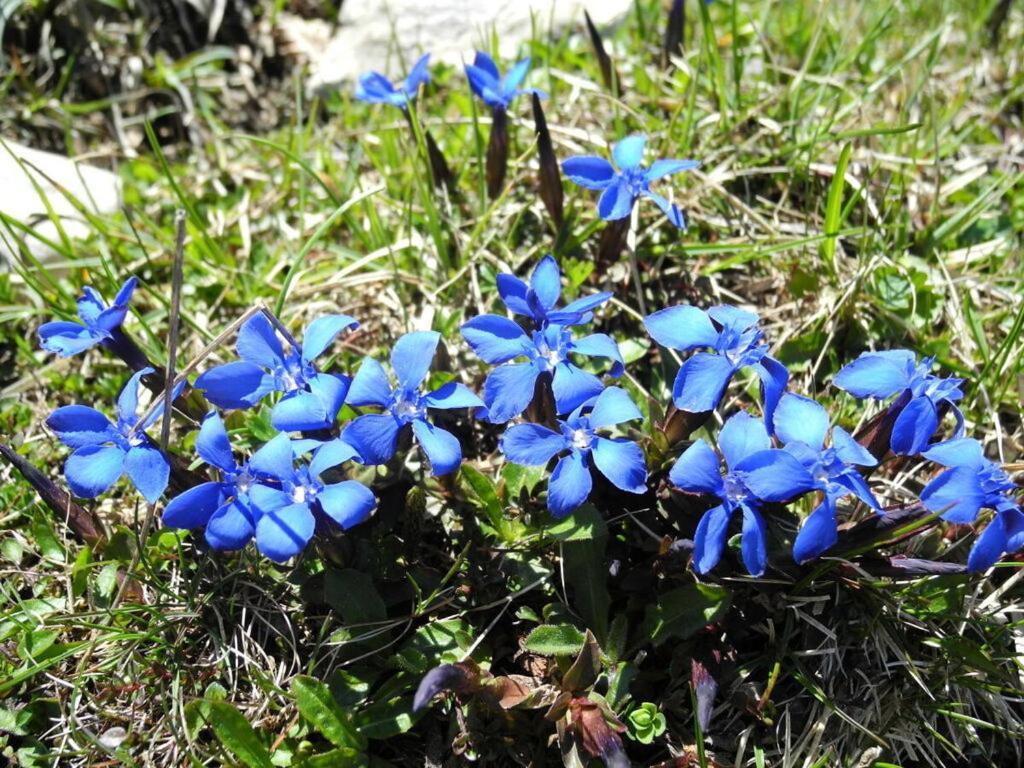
[
  {"left": 300, "top": 0, "right": 632, "bottom": 94},
  {"left": 0, "top": 141, "right": 121, "bottom": 266}
]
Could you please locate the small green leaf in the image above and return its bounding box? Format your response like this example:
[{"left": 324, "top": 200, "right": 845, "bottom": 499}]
[
  {"left": 205, "top": 701, "right": 274, "bottom": 768},
  {"left": 291, "top": 675, "right": 367, "bottom": 750},
  {"left": 641, "top": 583, "right": 731, "bottom": 646},
  {"left": 461, "top": 464, "right": 510, "bottom": 539},
  {"left": 298, "top": 747, "right": 367, "bottom": 768},
  {"left": 548, "top": 504, "right": 607, "bottom": 542},
  {"left": 523, "top": 624, "right": 587, "bottom": 656}
]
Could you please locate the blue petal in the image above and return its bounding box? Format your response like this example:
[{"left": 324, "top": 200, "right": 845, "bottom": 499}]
[
  {"left": 248, "top": 483, "right": 292, "bottom": 514},
  {"left": 472, "top": 51, "right": 500, "bottom": 79},
  {"left": 403, "top": 53, "right": 432, "bottom": 94},
  {"left": 391, "top": 330, "right": 439, "bottom": 391},
  {"left": 569, "top": 333, "right": 624, "bottom": 376},
  {"left": 562, "top": 156, "right": 616, "bottom": 190},
  {"left": 95, "top": 305, "right": 129, "bottom": 333},
  {"left": 205, "top": 499, "right": 256, "bottom": 550},
  {"left": 739, "top": 504, "right": 768, "bottom": 577},
  {"left": 465, "top": 63, "right": 503, "bottom": 106},
  {"left": 46, "top": 405, "right": 115, "bottom": 448},
  {"left": 460, "top": 315, "right": 530, "bottom": 364},
  {"left": 347, "top": 357, "right": 393, "bottom": 407},
  {"left": 967, "top": 512, "right": 1008, "bottom": 572},
  {"left": 125, "top": 444, "right": 170, "bottom": 503},
  {"left": 833, "top": 352, "right": 913, "bottom": 399},
  {"left": 482, "top": 363, "right": 541, "bottom": 423},
  {"left": 735, "top": 449, "right": 816, "bottom": 502},
  {"left": 116, "top": 368, "right": 151, "bottom": 424},
  {"left": 587, "top": 386, "right": 641, "bottom": 429},
  {"left": 113, "top": 276, "right": 138, "bottom": 308},
  {"left": 196, "top": 412, "right": 236, "bottom": 472},
  {"left": 672, "top": 352, "right": 736, "bottom": 413},
  {"left": 692, "top": 503, "right": 731, "bottom": 575},
  {"left": 1003, "top": 508, "right": 1024, "bottom": 553},
  {"left": 496, "top": 273, "right": 532, "bottom": 316},
  {"left": 551, "top": 363, "right": 604, "bottom": 416},
  {"left": 591, "top": 437, "right": 647, "bottom": 494},
  {"left": 922, "top": 437, "right": 985, "bottom": 469},
  {"left": 355, "top": 72, "right": 397, "bottom": 103},
  {"left": 774, "top": 393, "right": 828, "bottom": 450},
  {"left": 255, "top": 502, "right": 315, "bottom": 562},
  {"left": 309, "top": 373, "right": 350, "bottom": 421},
  {"left": 302, "top": 314, "right": 359, "bottom": 363},
  {"left": 271, "top": 388, "right": 336, "bottom": 433},
  {"left": 718, "top": 411, "right": 770, "bottom": 469},
  {"left": 597, "top": 178, "right": 634, "bottom": 221},
  {"left": 707, "top": 305, "right": 759, "bottom": 332},
  {"left": 65, "top": 444, "right": 124, "bottom": 498},
  {"left": 530, "top": 255, "right": 561, "bottom": 311},
  {"left": 235, "top": 313, "right": 285, "bottom": 368},
  {"left": 342, "top": 413, "right": 401, "bottom": 465},
  {"left": 792, "top": 499, "right": 838, "bottom": 564},
  {"left": 833, "top": 469, "right": 881, "bottom": 511},
  {"left": 76, "top": 287, "right": 106, "bottom": 324},
  {"left": 422, "top": 381, "right": 484, "bottom": 410},
  {"left": 612, "top": 135, "right": 646, "bottom": 169},
  {"left": 644, "top": 190, "right": 686, "bottom": 228},
  {"left": 668, "top": 439, "right": 724, "bottom": 495},
  {"left": 502, "top": 57, "right": 531, "bottom": 93},
  {"left": 38, "top": 321, "right": 102, "bottom": 356},
  {"left": 645, "top": 158, "right": 700, "bottom": 180},
  {"left": 411, "top": 419, "right": 462, "bottom": 476},
  {"left": 831, "top": 426, "right": 877, "bottom": 467},
  {"left": 890, "top": 395, "right": 938, "bottom": 455},
  {"left": 500, "top": 423, "right": 565, "bottom": 465},
  {"left": 195, "top": 361, "right": 277, "bottom": 409},
  {"left": 162, "top": 482, "right": 225, "bottom": 530},
  {"left": 548, "top": 292, "right": 613, "bottom": 325},
  {"left": 753, "top": 355, "right": 789, "bottom": 434},
  {"left": 547, "top": 451, "right": 593, "bottom": 518},
  {"left": 318, "top": 480, "right": 376, "bottom": 529},
  {"left": 309, "top": 438, "right": 360, "bottom": 478},
  {"left": 921, "top": 466, "right": 985, "bottom": 523},
  {"left": 644, "top": 305, "right": 718, "bottom": 352},
  {"left": 249, "top": 433, "right": 297, "bottom": 482}
]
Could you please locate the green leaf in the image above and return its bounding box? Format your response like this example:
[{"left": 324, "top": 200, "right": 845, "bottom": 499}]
[
  {"left": 821, "top": 142, "right": 853, "bottom": 269},
  {"left": 641, "top": 583, "right": 731, "bottom": 646},
  {"left": 461, "top": 464, "right": 510, "bottom": 540},
  {"left": 553, "top": 506, "right": 610, "bottom": 640},
  {"left": 548, "top": 504, "right": 607, "bottom": 542},
  {"left": 324, "top": 568, "right": 386, "bottom": 637},
  {"left": 354, "top": 697, "right": 416, "bottom": 740},
  {"left": 298, "top": 747, "right": 367, "bottom": 768},
  {"left": 523, "top": 624, "right": 587, "bottom": 657},
  {"left": 291, "top": 675, "right": 367, "bottom": 751},
  {"left": 205, "top": 701, "right": 274, "bottom": 768}
]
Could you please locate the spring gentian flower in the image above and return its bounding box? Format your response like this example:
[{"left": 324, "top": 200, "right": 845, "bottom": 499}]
[
  {"left": 355, "top": 54, "right": 432, "bottom": 108},
  {"left": 494, "top": 255, "right": 613, "bottom": 329},
  {"left": 38, "top": 277, "right": 137, "bottom": 357},
  {"left": 241, "top": 434, "right": 376, "bottom": 562},
  {"left": 562, "top": 135, "right": 698, "bottom": 228},
  {"left": 195, "top": 313, "right": 358, "bottom": 433},
  {"left": 919, "top": 438, "right": 1021, "bottom": 571},
  {"left": 669, "top": 412, "right": 814, "bottom": 576},
  {"left": 162, "top": 412, "right": 260, "bottom": 550},
  {"left": 342, "top": 331, "right": 483, "bottom": 476},
  {"left": 462, "top": 317, "right": 623, "bottom": 422},
  {"left": 770, "top": 394, "right": 882, "bottom": 563},
  {"left": 46, "top": 367, "right": 170, "bottom": 503},
  {"left": 500, "top": 387, "right": 647, "bottom": 518},
  {"left": 465, "top": 52, "right": 544, "bottom": 110},
  {"left": 644, "top": 304, "right": 789, "bottom": 430},
  {"left": 833, "top": 350, "right": 965, "bottom": 455}
]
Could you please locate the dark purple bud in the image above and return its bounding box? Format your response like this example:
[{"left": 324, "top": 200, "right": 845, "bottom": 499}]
[
  {"left": 663, "top": 0, "right": 685, "bottom": 67},
  {"left": 561, "top": 630, "right": 601, "bottom": 692},
  {"left": 691, "top": 657, "right": 717, "bottom": 732},
  {"left": 584, "top": 10, "right": 621, "bottom": 98},
  {"left": 661, "top": 406, "right": 713, "bottom": 447},
  {"left": 596, "top": 217, "right": 630, "bottom": 265},
  {"left": 853, "top": 390, "right": 912, "bottom": 472},
  {"left": 424, "top": 130, "right": 455, "bottom": 191},
  {"left": 413, "top": 662, "right": 482, "bottom": 712},
  {"left": 524, "top": 371, "right": 558, "bottom": 429},
  {"left": 486, "top": 106, "right": 510, "bottom": 200},
  {"left": 835, "top": 503, "right": 932, "bottom": 553},
  {"left": 532, "top": 93, "right": 564, "bottom": 229},
  {"left": 570, "top": 696, "right": 628, "bottom": 768}
]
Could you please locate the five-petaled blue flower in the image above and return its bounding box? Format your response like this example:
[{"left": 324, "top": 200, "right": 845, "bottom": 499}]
[
  {"left": 239, "top": 434, "right": 376, "bottom": 562},
  {"left": 495, "top": 255, "right": 613, "bottom": 330},
  {"left": 342, "top": 331, "right": 484, "bottom": 476},
  {"left": 195, "top": 313, "right": 359, "bottom": 433},
  {"left": 644, "top": 304, "right": 789, "bottom": 431},
  {"left": 833, "top": 350, "right": 965, "bottom": 456},
  {"left": 162, "top": 412, "right": 261, "bottom": 551},
  {"left": 38, "top": 277, "right": 137, "bottom": 357},
  {"left": 355, "top": 53, "right": 432, "bottom": 108},
  {"left": 46, "top": 367, "right": 170, "bottom": 503},
  {"left": 771, "top": 394, "right": 882, "bottom": 563},
  {"left": 919, "top": 438, "right": 1022, "bottom": 571},
  {"left": 465, "top": 52, "right": 544, "bottom": 110},
  {"left": 562, "top": 135, "right": 698, "bottom": 228},
  {"left": 500, "top": 387, "right": 648, "bottom": 518},
  {"left": 669, "top": 412, "right": 814, "bottom": 576}
]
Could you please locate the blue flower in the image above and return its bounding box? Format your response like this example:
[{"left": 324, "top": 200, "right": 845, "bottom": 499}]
[
  {"left": 770, "top": 394, "right": 882, "bottom": 563},
  {"left": 240, "top": 434, "right": 376, "bottom": 562},
  {"left": 562, "top": 135, "right": 698, "bottom": 228},
  {"left": 644, "top": 304, "right": 789, "bottom": 431},
  {"left": 669, "top": 412, "right": 815, "bottom": 576},
  {"left": 462, "top": 317, "right": 623, "bottom": 423},
  {"left": 342, "top": 331, "right": 483, "bottom": 476},
  {"left": 500, "top": 387, "right": 647, "bottom": 518},
  {"left": 161, "top": 412, "right": 261, "bottom": 551},
  {"left": 38, "top": 277, "right": 138, "bottom": 357},
  {"left": 465, "top": 52, "right": 544, "bottom": 110},
  {"left": 195, "top": 313, "right": 359, "bottom": 433},
  {"left": 833, "top": 350, "right": 965, "bottom": 455},
  {"left": 494, "top": 255, "right": 613, "bottom": 329},
  {"left": 919, "top": 438, "right": 1021, "bottom": 571},
  {"left": 355, "top": 53, "right": 432, "bottom": 108},
  {"left": 46, "top": 367, "right": 170, "bottom": 503}
]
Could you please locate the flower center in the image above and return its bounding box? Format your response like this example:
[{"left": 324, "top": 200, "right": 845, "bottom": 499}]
[
  {"left": 392, "top": 390, "right": 425, "bottom": 423},
  {"left": 723, "top": 472, "right": 751, "bottom": 503},
  {"left": 571, "top": 428, "right": 592, "bottom": 451},
  {"left": 276, "top": 353, "right": 311, "bottom": 392},
  {"left": 622, "top": 167, "right": 648, "bottom": 196}
]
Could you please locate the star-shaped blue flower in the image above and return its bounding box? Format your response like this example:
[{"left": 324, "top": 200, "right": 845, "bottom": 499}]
[
  {"left": 669, "top": 412, "right": 815, "bottom": 576},
  {"left": 195, "top": 313, "right": 359, "bottom": 433},
  {"left": 644, "top": 304, "right": 789, "bottom": 431},
  {"left": 355, "top": 53, "right": 432, "bottom": 108},
  {"left": 562, "top": 135, "right": 698, "bottom": 228},
  {"left": 919, "top": 438, "right": 1021, "bottom": 571},
  {"left": 38, "top": 277, "right": 138, "bottom": 357},
  {"left": 770, "top": 394, "right": 882, "bottom": 563},
  {"left": 465, "top": 52, "right": 544, "bottom": 110},
  {"left": 46, "top": 367, "right": 171, "bottom": 503},
  {"left": 342, "top": 331, "right": 484, "bottom": 476},
  {"left": 500, "top": 387, "right": 648, "bottom": 518},
  {"left": 494, "top": 255, "right": 613, "bottom": 330}
]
